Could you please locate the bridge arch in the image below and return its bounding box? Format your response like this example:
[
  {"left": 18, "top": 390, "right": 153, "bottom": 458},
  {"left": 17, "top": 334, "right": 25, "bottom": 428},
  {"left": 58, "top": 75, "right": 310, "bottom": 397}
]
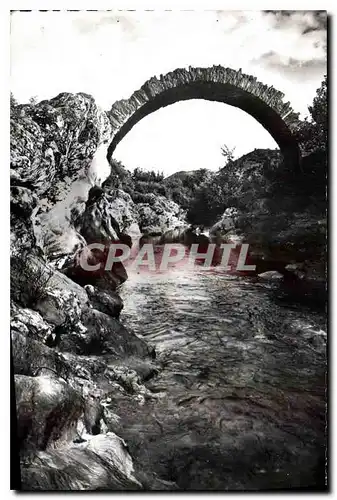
[{"left": 107, "top": 66, "right": 301, "bottom": 168}]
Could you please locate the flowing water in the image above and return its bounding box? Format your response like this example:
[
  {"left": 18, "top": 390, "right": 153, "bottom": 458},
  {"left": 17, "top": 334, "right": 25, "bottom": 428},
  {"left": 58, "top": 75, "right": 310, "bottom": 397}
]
[{"left": 117, "top": 253, "right": 327, "bottom": 490}]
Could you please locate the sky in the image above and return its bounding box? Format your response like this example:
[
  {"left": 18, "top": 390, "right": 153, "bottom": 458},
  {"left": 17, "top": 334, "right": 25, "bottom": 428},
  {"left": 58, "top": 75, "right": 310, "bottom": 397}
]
[{"left": 10, "top": 10, "right": 327, "bottom": 175}]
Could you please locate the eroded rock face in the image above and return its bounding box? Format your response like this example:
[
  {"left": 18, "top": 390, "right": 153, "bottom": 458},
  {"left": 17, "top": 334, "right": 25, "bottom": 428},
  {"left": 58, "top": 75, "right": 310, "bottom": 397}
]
[
  {"left": 136, "top": 194, "right": 186, "bottom": 235},
  {"left": 58, "top": 307, "right": 150, "bottom": 358},
  {"left": 15, "top": 374, "right": 84, "bottom": 454},
  {"left": 20, "top": 433, "right": 142, "bottom": 491},
  {"left": 11, "top": 254, "right": 89, "bottom": 308},
  {"left": 11, "top": 186, "right": 39, "bottom": 255},
  {"left": 79, "top": 187, "right": 130, "bottom": 243},
  {"left": 34, "top": 288, "right": 85, "bottom": 330},
  {"left": 208, "top": 149, "right": 326, "bottom": 286},
  {"left": 12, "top": 290, "right": 154, "bottom": 490},
  {"left": 79, "top": 185, "right": 186, "bottom": 244},
  {"left": 11, "top": 331, "right": 66, "bottom": 377},
  {"left": 62, "top": 245, "right": 128, "bottom": 292},
  {"left": 11, "top": 307, "right": 53, "bottom": 343},
  {"left": 84, "top": 285, "right": 123, "bottom": 318},
  {"left": 10, "top": 92, "right": 161, "bottom": 491},
  {"left": 11, "top": 93, "right": 111, "bottom": 258}
]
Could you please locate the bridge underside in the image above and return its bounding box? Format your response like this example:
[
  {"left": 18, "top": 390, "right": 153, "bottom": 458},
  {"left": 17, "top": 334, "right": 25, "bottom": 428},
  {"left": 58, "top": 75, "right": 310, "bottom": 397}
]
[{"left": 107, "top": 68, "right": 301, "bottom": 169}]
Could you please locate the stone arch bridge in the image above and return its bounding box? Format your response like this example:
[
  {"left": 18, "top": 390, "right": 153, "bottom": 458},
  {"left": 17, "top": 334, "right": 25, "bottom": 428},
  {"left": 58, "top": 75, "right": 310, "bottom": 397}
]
[{"left": 107, "top": 66, "right": 301, "bottom": 168}]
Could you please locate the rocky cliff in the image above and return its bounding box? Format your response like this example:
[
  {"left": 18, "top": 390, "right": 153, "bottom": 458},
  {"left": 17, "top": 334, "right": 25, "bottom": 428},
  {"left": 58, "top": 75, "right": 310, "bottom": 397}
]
[
  {"left": 10, "top": 93, "right": 180, "bottom": 490},
  {"left": 10, "top": 86, "right": 326, "bottom": 489},
  {"left": 11, "top": 93, "right": 111, "bottom": 259},
  {"left": 207, "top": 149, "right": 327, "bottom": 297}
]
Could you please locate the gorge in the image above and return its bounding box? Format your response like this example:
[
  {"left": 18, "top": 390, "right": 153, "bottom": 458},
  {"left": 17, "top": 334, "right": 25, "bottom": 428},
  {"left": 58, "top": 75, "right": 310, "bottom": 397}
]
[{"left": 10, "top": 67, "right": 327, "bottom": 491}]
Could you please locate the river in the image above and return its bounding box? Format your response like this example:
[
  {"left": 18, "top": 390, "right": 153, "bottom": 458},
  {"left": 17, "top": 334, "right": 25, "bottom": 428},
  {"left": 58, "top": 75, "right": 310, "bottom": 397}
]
[{"left": 116, "top": 252, "right": 327, "bottom": 490}]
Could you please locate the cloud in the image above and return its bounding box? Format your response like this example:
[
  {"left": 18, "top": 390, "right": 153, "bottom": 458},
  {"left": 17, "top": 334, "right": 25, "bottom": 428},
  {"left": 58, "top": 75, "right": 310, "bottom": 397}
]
[
  {"left": 249, "top": 11, "right": 326, "bottom": 91},
  {"left": 72, "top": 12, "right": 140, "bottom": 38},
  {"left": 10, "top": 10, "right": 327, "bottom": 109},
  {"left": 253, "top": 50, "right": 327, "bottom": 82},
  {"left": 10, "top": 10, "right": 327, "bottom": 174},
  {"left": 264, "top": 10, "right": 327, "bottom": 34}
]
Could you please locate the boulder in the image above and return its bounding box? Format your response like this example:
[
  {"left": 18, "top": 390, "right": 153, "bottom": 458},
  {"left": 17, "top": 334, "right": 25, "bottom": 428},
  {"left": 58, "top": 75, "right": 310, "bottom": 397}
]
[
  {"left": 79, "top": 188, "right": 121, "bottom": 244},
  {"left": 15, "top": 374, "right": 84, "bottom": 455},
  {"left": 80, "top": 187, "right": 139, "bottom": 242},
  {"left": 11, "top": 254, "right": 89, "bottom": 308},
  {"left": 258, "top": 271, "right": 284, "bottom": 280},
  {"left": 11, "top": 307, "right": 53, "bottom": 343},
  {"left": 84, "top": 285, "right": 123, "bottom": 318},
  {"left": 209, "top": 207, "right": 239, "bottom": 236},
  {"left": 11, "top": 331, "right": 70, "bottom": 378},
  {"left": 20, "top": 433, "right": 142, "bottom": 490},
  {"left": 34, "top": 288, "right": 84, "bottom": 329},
  {"left": 137, "top": 194, "right": 186, "bottom": 234},
  {"left": 62, "top": 246, "right": 128, "bottom": 291},
  {"left": 58, "top": 307, "right": 150, "bottom": 359}
]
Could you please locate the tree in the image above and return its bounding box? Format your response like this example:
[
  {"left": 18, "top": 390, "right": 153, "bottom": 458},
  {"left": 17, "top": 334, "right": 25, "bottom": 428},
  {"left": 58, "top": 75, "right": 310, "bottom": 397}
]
[
  {"left": 297, "top": 75, "right": 327, "bottom": 154},
  {"left": 221, "top": 144, "right": 236, "bottom": 165},
  {"left": 10, "top": 92, "right": 20, "bottom": 118},
  {"left": 10, "top": 92, "right": 18, "bottom": 108},
  {"left": 187, "top": 177, "right": 227, "bottom": 226},
  {"left": 29, "top": 95, "right": 39, "bottom": 106}
]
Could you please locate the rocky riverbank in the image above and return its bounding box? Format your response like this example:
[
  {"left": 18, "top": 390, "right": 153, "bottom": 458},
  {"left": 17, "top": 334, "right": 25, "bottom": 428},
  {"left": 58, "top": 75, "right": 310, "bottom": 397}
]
[
  {"left": 10, "top": 90, "right": 326, "bottom": 490},
  {"left": 10, "top": 93, "right": 188, "bottom": 490},
  {"left": 205, "top": 148, "right": 327, "bottom": 306}
]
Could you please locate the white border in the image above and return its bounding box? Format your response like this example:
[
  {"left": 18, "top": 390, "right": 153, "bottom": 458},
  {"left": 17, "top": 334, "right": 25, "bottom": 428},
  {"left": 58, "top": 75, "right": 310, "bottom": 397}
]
[
  {"left": 1, "top": 1, "right": 334, "bottom": 498},
  {"left": 3, "top": 0, "right": 336, "bottom": 11}
]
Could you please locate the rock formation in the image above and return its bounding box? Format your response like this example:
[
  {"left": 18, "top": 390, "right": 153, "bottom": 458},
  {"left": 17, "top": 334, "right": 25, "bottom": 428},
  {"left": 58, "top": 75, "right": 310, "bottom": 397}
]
[
  {"left": 79, "top": 184, "right": 186, "bottom": 241},
  {"left": 208, "top": 149, "right": 326, "bottom": 297},
  {"left": 11, "top": 93, "right": 111, "bottom": 258},
  {"left": 10, "top": 68, "right": 324, "bottom": 491},
  {"left": 10, "top": 93, "right": 160, "bottom": 490}
]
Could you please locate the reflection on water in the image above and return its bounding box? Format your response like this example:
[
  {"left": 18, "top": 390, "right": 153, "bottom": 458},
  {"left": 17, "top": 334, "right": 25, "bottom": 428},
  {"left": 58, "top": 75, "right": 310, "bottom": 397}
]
[{"left": 117, "top": 254, "right": 327, "bottom": 490}]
